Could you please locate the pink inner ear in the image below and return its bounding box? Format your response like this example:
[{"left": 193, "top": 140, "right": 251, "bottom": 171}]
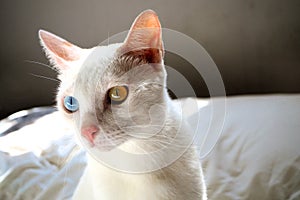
[
  {"left": 131, "top": 10, "right": 161, "bottom": 30},
  {"left": 118, "top": 10, "right": 164, "bottom": 57},
  {"left": 39, "top": 30, "right": 82, "bottom": 62}
]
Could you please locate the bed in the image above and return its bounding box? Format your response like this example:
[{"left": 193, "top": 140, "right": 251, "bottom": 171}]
[{"left": 1, "top": 94, "right": 300, "bottom": 200}]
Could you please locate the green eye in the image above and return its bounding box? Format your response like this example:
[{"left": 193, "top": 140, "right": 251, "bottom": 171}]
[{"left": 108, "top": 86, "right": 128, "bottom": 104}]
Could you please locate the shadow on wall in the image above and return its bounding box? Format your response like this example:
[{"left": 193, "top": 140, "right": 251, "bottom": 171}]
[{"left": 0, "top": 0, "right": 300, "bottom": 119}]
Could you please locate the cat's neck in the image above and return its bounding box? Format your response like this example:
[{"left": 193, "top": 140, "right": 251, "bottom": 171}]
[{"left": 75, "top": 154, "right": 171, "bottom": 200}]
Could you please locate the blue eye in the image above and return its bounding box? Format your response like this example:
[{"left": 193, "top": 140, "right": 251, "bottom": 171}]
[{"left": 63, "top": 96, "right": 79, "bottom": 113}]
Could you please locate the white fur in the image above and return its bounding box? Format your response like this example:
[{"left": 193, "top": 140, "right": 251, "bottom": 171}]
[{"left": 39, "top": 10, "right": 207, "bottom": 200}]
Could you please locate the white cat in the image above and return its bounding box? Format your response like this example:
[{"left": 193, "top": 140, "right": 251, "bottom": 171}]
[{"left": 39, "top": 10, "right": 207, "bottom": 200}]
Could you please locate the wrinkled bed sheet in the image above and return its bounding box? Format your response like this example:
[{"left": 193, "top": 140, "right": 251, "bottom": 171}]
[{"left": 0, "top": 95, "right": 300, "bottom": 200}]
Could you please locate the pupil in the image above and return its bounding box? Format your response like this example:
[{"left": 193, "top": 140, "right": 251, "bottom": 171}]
[
  {"left": 70, "top": 97, "right": 73, "bottom": 105},
  {"left": 115, "top": 89, "right": 119, "bottom": 97}
]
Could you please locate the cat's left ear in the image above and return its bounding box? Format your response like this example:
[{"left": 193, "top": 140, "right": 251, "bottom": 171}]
[
  {"left": 117, "top": 10, "right": 164, "bottom": 63},
  {"left": 39, "top": 30, "right": 83, "bottom": 71}
]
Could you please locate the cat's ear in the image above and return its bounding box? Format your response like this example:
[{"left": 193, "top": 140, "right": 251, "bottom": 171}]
[
  {"left": 38, "top": 30, "right": 82, "bottom": 71},
  {"left": 117, "top": 10, "right": 164, "bottom": 63}
]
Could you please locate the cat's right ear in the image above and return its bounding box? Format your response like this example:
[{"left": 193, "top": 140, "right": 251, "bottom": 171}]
[{"left": 38, "top": 30, "right": 82, "bottom": 71}]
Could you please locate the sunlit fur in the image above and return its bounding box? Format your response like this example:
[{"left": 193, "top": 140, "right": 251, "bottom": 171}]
[{"left": 40, "top": 10, "right": 207, "bottom": 200}]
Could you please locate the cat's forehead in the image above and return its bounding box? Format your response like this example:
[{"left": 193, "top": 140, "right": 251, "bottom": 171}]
[
  {"left": 73, "top": 42, "right": 155, "bottom": 99},
  {"left": 78, "top": 44, "right": 121, "bottom": 80},
  {"left": 74, "top": 43, "right": 128, "bottom": 93},
  {"left": 78, "top": 43, "right": 147, "bottom": 82},
  {"left": 83, "top": 43, "right": 122, "bottom": 67}
]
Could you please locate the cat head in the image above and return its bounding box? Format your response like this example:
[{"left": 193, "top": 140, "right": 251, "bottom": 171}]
[{"left": 39, "top": 10, "right": 170, "bottom": 151}]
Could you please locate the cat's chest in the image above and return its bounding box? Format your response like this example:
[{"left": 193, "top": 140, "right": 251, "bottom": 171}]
[
  {"left": 92, "top": 173, "right": 168, "bottom": 200},
  {"left": 75, "top": 157, "right": 171, "bottom": 200}
]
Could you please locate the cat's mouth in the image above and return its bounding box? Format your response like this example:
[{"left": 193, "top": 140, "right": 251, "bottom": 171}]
[{"left": 81, "top": 125, "right": 124, "bottom": 151}]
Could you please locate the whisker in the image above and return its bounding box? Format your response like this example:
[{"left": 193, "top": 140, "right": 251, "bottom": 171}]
[
  {"left": 108, "top": 130, "right": 174, "bottom": 140},
  {"left": 121, "top": 124, "right": 180, "bottom": 132},
  {"left": 24, "top": 60, "right": 58, "bottom": 72},
  {"left": 30, "top": 73, "right": 60, "bottom": 83},
  {"left": 145, "top": 140, "right": 188, "bottom": 148},
  {"left": 111, "top": 132, "right": 167, "bottom": 140}
]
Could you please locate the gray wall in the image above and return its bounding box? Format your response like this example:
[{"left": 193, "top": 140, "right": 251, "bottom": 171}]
[{"left": 1, "top": 0, "right": 300, "bottom": 119}]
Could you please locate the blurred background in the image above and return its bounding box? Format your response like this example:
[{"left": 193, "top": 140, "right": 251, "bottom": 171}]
[{"left": 0, "top": 0, "right": 299, "bottom": 119}]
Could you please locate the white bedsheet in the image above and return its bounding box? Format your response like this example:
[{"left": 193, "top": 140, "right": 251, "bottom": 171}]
[
  {"left": 0, "top": 94, "right": 299, "bottom": 200},
  {"left": 202, "top": 95, "right": 300, "bottom": 200},
  {"left": 0, "top": 113, "right": 86, "bottom": 200}
]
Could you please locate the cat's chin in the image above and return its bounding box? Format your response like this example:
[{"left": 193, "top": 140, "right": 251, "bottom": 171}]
[{"left": 81, "top": 137, "right": 119, "bottom": 152}]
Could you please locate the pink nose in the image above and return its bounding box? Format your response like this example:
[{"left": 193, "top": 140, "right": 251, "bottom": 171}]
[{"left": 81, "top": 125, "right": 99, "bottom": 144}]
